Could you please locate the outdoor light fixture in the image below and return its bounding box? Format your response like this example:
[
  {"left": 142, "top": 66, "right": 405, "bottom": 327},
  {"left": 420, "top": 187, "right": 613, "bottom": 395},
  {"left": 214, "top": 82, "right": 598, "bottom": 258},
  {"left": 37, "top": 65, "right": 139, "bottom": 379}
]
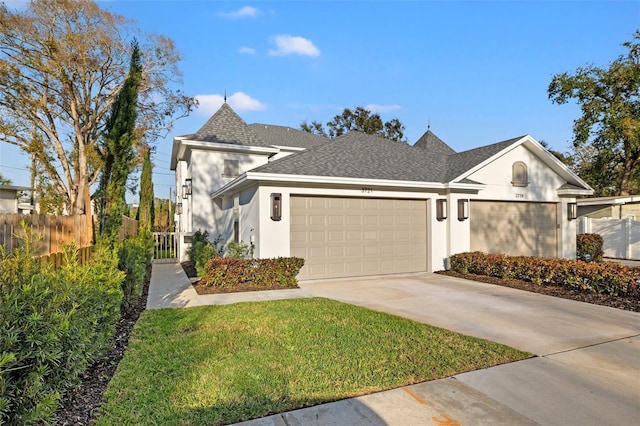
[
  {"left": 458, "top": 199, "right": 469, "bottom": 221},
  {"left": 270, "top": 193, "right": 282, "bottom": 221},
  {"left": 436, "top": 199, "right": 447, "bottom": 221},
  {"left": 182, "top": 178, "right": 192, "bottom": 199},
  {"left": 176, "top": 202, "right": 182, "bottom": 215},
  {"left": 568, "top": 202, "right": 577, "bottom": 220}
]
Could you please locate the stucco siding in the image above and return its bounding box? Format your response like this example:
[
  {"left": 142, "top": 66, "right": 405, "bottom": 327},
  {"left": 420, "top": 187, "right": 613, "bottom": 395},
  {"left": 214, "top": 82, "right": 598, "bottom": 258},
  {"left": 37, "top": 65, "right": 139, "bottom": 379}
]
[{"left": 467, "top": 145, "right": 565, "bottom": 203}]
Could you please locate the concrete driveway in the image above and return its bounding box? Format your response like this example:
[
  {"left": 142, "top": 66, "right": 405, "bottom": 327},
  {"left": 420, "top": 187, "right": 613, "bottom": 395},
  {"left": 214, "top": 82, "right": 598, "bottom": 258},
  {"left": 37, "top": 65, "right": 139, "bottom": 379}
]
[{"left": 292, "top": 273, "right": 640, "bottom": 426}]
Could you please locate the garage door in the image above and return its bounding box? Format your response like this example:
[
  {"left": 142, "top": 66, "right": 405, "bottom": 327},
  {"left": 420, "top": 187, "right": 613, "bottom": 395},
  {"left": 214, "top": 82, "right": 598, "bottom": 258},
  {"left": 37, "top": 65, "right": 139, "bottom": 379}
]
[
  {"left": 470, "top": 201, "right": 557, "bottom": 257},
  {"left": 291, "top": 196, "right": 427, "bottom": 280}
]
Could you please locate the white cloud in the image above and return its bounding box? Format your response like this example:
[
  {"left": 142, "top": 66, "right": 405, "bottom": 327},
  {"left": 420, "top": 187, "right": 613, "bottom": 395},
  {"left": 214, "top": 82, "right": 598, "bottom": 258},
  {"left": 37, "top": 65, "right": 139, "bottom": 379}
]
[
  {"left": 195, "top": 92, "right": 266, "bottom": 115},
  {"left": 366, "top": 104, "right": 402, "bottom": 114},
  {"left": 268, "top": 35, "right": 320, "bottom": 57},
  {"left": 238, "top": 46, "right": 256, "bottom": 55},
  {"left": 218, "top": 6, "right": 259, "bottom": 19}
]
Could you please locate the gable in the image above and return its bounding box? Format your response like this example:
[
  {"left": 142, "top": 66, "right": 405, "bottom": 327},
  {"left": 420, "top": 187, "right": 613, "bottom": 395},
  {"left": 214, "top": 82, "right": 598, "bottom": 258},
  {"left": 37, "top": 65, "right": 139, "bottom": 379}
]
[{"left": 467, "top": 144, "right": 567, "bottom": 201}]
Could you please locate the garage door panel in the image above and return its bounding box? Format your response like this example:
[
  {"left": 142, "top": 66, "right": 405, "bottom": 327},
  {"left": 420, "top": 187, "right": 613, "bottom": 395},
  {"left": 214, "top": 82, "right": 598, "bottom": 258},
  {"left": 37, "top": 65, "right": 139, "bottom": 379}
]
[
  {"left": 471, "top": 201, "right": 557, "bottom": 258},
  {"left": 291, "top": 196, "right": 427, "bottom": 280}
]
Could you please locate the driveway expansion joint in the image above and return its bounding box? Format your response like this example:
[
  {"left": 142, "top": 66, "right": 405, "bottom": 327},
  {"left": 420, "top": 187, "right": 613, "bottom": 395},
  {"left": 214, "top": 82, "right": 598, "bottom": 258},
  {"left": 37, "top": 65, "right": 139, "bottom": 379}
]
[{"left": 540, "top": 333, "right": 640, "bottom": 358}]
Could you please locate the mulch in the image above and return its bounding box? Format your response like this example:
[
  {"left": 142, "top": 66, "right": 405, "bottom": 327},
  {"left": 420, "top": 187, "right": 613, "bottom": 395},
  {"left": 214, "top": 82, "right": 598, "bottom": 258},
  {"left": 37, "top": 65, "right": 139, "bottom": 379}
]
[
  {"left": 55, "top": 275, "right": 151, "bottom": 426},
  {"left": 54, "top": 261, "right": 638, "bottom": 424},
  {"left": 437, "top": 270, "right": 639, "bottom": 312}
]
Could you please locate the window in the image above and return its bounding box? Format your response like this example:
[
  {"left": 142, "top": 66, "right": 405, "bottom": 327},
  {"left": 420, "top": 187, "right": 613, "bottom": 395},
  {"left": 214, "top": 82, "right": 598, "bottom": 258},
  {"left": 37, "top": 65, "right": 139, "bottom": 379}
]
[
  {"left": 223, "top": 159, "right": 240, "bottom": 177},
  {"left": 511, "top": 161, "right": 528, "bottom": 187}
]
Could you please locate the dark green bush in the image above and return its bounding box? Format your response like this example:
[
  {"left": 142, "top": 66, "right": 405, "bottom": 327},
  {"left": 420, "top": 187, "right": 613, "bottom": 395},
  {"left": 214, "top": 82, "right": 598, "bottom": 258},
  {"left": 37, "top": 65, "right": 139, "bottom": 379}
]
[
  {"left": 226, "top": 241, "right": 254, "bottom": 259},
  {"left": 188, "top": 230, "right": 223, "bottom": 277},
  {"left": 117, "top": 230, "right": 153, "bottom": 314},
  {"left": 449, "top": 251, "right": 639, "bottom": 297},
  {"left": 577, "top": 233, "right": 604, "bottom": 262},
  {"left": 0, "top": 239, "right": 124, "bottom": 425},
  {"left": 203, "top": 257, "right": 305, "bottom": 288}
]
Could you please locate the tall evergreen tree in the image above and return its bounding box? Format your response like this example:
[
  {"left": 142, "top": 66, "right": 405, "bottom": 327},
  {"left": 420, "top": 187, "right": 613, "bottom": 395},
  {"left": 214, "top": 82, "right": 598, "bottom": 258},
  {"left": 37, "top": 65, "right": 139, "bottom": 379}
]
[
  {"left": 99, "top": 40, "right": 142, "bottom": 235},
  {"left": 138, "top": 147, "right": 154, "bottom": 231}
]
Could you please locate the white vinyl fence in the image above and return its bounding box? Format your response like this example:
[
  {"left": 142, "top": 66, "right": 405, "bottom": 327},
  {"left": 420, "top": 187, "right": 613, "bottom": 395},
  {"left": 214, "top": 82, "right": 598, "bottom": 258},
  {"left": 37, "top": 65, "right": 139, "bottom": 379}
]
[{"left": 577, "top": 217, "right": 640, "bottom": 260}]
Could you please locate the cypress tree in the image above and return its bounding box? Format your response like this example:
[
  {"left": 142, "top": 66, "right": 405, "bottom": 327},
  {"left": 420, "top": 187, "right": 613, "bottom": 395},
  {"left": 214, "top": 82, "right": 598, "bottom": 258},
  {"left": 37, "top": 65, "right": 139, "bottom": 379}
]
[
  {"left": 138, "top": 147, "right": 154, "bottom": 231},
  {"left": 99, "top": 39, "right": 142, "bottom": 236}
]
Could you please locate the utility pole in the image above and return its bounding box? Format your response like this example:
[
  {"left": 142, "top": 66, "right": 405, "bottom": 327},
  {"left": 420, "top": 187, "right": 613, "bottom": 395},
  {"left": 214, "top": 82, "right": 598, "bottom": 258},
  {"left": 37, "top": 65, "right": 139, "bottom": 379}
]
[{"left": 168, "top": 187, "right": 172, "bottom": 231}]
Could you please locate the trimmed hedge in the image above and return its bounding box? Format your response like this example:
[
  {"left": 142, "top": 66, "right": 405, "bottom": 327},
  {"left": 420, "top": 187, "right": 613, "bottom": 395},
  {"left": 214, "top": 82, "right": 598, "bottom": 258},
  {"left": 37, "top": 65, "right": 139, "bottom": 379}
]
[
  {"left": 0, "top": 241, "right": 125, "bottom": 425},
  {"left": 203, "top": 257, "right": 305, "bottom": 288},
  {"left": 118, "top": 230, "right": 153, "bottom": 314},
  {"left": 577, "top": 233, "right": 604, "bottom": 262},
  {"left": 449, "top": 252, "right": 639, "bottom": 297}
]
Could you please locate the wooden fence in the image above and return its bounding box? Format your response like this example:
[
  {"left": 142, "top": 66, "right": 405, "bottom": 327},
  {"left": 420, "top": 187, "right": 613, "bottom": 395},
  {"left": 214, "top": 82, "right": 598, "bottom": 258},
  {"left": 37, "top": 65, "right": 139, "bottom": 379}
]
[
  {"left": 0, "top": 213, "right": 138, "bottom": 263},
  {"left": 0, "top": 213, "right": 92, "bottom": 257}
]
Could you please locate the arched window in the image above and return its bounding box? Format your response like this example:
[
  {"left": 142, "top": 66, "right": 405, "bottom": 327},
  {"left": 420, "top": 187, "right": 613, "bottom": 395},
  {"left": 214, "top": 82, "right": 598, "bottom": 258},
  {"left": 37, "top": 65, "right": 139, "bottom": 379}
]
[{"left": 512, "top": 161, "right": 528, "bottom": 187}]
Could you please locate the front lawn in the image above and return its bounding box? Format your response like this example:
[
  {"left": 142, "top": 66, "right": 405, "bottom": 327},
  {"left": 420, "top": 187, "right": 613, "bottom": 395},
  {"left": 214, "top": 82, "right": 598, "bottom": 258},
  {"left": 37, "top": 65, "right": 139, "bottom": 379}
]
[{"left": 96, "top": 298, "right": 530, "bottom": 425}]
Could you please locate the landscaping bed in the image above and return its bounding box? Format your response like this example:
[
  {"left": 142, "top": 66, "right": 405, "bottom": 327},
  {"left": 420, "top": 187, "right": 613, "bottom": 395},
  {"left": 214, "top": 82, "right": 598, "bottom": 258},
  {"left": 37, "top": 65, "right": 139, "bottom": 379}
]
[
  {"left": 183, "top": 261, "right": 303, "bottom": 295},
  {"left": 55, "top": 275, "right": 150, "bottom": 425},
  {"left": 437, "top": 270, "right": 639, "bottom": 312}
]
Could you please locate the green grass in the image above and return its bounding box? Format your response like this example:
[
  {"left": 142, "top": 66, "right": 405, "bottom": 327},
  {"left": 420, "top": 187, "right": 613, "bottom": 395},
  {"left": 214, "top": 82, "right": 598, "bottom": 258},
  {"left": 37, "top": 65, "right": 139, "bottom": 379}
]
[{"left": 96, "top": 298, "right": 530, "bottom": 425}]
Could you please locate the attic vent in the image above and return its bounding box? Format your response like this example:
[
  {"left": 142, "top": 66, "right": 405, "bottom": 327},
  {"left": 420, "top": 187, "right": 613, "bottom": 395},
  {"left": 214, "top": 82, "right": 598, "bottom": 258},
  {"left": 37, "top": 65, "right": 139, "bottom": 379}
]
[
  {"left": 223, "top": 159, "right": 240, "bottom": 178},
  {"left": 511, "top": 161, "right": 528, "bottom": 187}
]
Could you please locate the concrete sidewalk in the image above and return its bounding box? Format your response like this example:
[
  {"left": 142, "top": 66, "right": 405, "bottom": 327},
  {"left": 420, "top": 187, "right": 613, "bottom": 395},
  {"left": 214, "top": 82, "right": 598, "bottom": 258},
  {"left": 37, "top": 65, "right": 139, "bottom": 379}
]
[{"left": 148, "top": 263, "right": 640, "bottom": 426}]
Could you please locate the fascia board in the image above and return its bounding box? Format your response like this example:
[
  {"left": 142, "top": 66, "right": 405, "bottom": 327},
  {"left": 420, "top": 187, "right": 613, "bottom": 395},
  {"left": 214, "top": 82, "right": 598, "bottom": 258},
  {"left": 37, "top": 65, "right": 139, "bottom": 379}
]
[
  {"left": 210, "top": 173, "right": 248, "bottom": 199},
  {"left": 449, "top": 135, "right": 593, "bottom": 192},
  {"left": 557, "top": 188, "right": 594, "bottom": 197},
  {"left": 577, "top": 196, "right": 637, "bottom": 206},
  {"left": 172, "top": 139, "right": 279, "bottom": 171},
  {"left": 244, "top": 172, "right": 448, "bottom": 189},
  {"left": 444, "top": 182, "right": 486, "bottom": 190}
]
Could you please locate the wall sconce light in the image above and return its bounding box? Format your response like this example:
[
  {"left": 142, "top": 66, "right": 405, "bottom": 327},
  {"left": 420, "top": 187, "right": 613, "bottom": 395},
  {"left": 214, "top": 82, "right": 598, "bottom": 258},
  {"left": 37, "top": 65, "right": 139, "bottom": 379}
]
[
  {"left": 182, "top": 178, "right": 192, "bottom": 199},
  {"left": 176, "top": 202, "right": 182, "bottom": 215},
  {"left": 458, "top": 199, "right": 469, "bottom": 221},
  {"left": 568, "top": 202, "right": 577, "bottom": 220},
  {"left": 270, "top": 193, "right": 282, "bottom": 221},
  {"left": 436, "top": 199, "right": 447, "bottom": 221}
]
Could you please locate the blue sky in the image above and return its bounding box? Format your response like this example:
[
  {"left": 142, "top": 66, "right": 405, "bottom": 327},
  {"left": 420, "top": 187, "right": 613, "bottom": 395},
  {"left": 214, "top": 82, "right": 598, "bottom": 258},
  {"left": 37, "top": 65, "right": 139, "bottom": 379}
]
[{"left": 1, "top": 0, "right": 638, "bottom": 202}]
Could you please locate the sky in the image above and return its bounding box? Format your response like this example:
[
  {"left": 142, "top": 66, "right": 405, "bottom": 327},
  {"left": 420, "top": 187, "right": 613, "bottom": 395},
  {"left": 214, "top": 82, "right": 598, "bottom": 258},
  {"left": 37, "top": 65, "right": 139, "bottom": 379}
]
[{"left": 0, "top": 0, "right": 638, "bottom": 203}]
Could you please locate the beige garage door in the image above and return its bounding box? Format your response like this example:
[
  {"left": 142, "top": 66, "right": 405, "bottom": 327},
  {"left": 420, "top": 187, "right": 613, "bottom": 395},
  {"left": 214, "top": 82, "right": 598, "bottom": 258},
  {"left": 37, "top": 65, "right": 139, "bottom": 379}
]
[
  {"left": 470, "top": 201, "right": 557, "bottom": 257},
  {"left": 291, "top": 196, "right": 427, "bottom": 280}
]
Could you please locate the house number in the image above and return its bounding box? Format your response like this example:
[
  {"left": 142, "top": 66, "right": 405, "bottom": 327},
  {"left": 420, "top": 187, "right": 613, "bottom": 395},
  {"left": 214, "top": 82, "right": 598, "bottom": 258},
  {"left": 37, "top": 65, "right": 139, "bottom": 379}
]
[
  {"left": 361, "top": 187, "right": 373, "bottom": 193},
  {"left": 515, "top": 193, "right": 525, "bottom": 199}
]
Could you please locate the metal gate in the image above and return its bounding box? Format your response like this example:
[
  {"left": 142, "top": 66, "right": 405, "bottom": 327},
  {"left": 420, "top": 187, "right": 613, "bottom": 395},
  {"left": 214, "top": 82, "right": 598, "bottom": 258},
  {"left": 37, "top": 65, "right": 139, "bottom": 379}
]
[{"left": 153, "top": 232, "right": 177, "bottom": 263}]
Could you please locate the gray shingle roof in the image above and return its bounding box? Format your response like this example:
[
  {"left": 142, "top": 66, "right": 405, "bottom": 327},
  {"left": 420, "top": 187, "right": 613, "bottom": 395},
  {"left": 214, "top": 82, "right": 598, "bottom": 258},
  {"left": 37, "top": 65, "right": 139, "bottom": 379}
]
[
  {"left": 414, "top": 130, "right": 456, "bottom": 155},
  {"left": 248, "top": 124, "right": 328, "bottom": 148},
  {"left": 443, "top": 136, "right": 525, "bottom": 182},
  {"left": 192, "top": 103, "right": 268, "bottom": 146},
  {"left": 251, "top": 131, "right": 450, "bottom": 182}
]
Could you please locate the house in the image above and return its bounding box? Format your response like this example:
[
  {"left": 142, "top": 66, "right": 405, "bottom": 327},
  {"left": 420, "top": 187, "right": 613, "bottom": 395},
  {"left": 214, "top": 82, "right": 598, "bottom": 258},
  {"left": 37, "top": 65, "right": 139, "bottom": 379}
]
[
  {"left": 171, "top": 103, "right": 593, "bottom": 280},
  {"left": 0, "top": 185, "right": 34, "bottom": 214},
  {"left": 577, "top": 196, "right": 640, "bottom": 220}
]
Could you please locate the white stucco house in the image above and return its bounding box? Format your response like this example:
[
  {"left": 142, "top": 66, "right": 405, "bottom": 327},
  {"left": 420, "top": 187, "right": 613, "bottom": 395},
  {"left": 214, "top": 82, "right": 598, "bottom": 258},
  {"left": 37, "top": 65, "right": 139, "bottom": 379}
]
[{"left": 171, "top": 102, "right": 593, "bottom": 280}]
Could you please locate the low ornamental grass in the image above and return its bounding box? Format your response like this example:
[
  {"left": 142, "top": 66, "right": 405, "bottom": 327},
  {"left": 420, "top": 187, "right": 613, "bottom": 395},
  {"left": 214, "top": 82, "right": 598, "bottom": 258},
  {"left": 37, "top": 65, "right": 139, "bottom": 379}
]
[{"left": 96, "top": 298, "right": 530, "bottom": 425}]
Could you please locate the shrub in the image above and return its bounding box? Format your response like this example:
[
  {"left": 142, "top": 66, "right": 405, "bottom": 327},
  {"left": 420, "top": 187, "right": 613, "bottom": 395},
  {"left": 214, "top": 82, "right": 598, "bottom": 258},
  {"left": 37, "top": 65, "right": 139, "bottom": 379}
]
[
  {"left": 577, "top": 233, "right": 604, "bottom": 262},
  {"left": 449, "top": 251, "right": 639, "bottom": 297},
  {"left": 188, "top": 230, "right": 223, "bottom": 277},
  {"left": 0, "top": 238, "right": 124, "bottom": 425},
  {"left": 203, "top": 257, "right": 304, "bottom": 288},
  {"left": 226, "top": 241, "right": 254, "bottom": 259},
  {"left": 117, "top": 230, "right": 153, "bottom": 314}
]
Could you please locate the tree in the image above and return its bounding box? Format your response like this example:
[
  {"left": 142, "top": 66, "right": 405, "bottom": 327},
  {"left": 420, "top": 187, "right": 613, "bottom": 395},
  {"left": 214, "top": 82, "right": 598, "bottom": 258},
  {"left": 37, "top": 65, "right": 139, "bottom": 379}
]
[
  {"left": 0, "top": 172, "right": 11, "bottom": 185},
  {"left": 99, "top": 40, "right": 142, "bottom": 235},
  {"left": 0, "top": 0, "right": 195, "bottom": 214},
  {"left": 301, "top": 106, "right": 407, "bottom": 142},
  {"left": 138, "top": 147, "right": 154, "bottom": 231},
  {"left": 548, "top": 31, "right": 640, "bottom": 196}
]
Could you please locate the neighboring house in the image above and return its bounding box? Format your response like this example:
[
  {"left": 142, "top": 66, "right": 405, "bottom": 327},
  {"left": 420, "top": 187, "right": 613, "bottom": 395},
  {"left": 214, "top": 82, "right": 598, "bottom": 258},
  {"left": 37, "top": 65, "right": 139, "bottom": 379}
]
[
  {"left": 577, "top": 196, "right": 640, "bottom": 220},
  {"left": 171, "top": 103, "right": 593, "bottom": 280},
  {"left": 0, "top": 185, "right": 34, "bottom": 214}
]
